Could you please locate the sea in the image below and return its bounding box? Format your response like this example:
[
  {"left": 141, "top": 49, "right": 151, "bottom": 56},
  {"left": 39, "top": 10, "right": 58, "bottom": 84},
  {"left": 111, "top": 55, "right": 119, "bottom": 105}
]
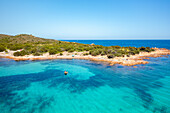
[{"left": 0, "top": 40, "right": 170, "bottom": 113}]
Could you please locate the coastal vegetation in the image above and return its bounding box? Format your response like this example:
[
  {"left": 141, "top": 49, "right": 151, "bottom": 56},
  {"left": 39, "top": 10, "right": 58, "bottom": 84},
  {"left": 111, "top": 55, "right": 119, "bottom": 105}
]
[{"left": 0, "top": 34, "right": 154, "bottom": 58}]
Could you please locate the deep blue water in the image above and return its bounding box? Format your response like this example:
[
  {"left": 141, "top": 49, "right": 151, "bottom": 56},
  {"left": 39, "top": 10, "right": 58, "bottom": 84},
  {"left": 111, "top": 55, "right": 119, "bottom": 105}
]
[
  {"left": 0, "top": 40, "right": 170, "bottom": 113},
  {"left": 63, "top": 40, "right": 170, "bottom": 49}
]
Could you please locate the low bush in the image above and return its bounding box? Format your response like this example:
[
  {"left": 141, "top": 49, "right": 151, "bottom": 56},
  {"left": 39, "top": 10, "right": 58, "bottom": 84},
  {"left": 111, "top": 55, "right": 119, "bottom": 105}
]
[
  {"left": 128, "top": 51, "right": 135, "bottom": 55},
  {"left": 0, "top": 45, "right": 6, "bottom": 52},
  {"left": 29, "top": 48, "right": 36, "bottom": 53},
  {"left": 107, "top": 54, "right": 115, "bottom": 59},
  {"left": 39, "top": 47, "right": 48, "bottom": 53},
  {"left": 13, "top": 50, "right": 28, "bottom": 56},
  {"left": 68, "top": 49, "right": 74, "bottom": 53},
  {"left": 83, "top": 53, "right": 89, "bottom": 56},
  {"left": 114, "top": 53, "right": 122, "bottom": 57},
  {"left": 33, "top": 52, "right": 41, "bottom": 56},
  {"left": 107, "top": 49, "right": 112, "bottom": 54},
  {"left": 101, "top": 51, "right": 106, "bottom": 56},
  {"left": 8, "top": 45, "right": 23, "bottom": 51},
  {"left": 14, "top": 52, "right": 21, "bottom": 56},
  {"left": 20, "top": 50, "right": 29, "bottom": 56},
  {"left": 134, "top": 50, "right": 140, "bottom": 54},
  {"left": 90, "top": 50, "right": 100, "bottom": 56},
  {"left": 60, "top": 53, "right": 63, "bottom": 56},
  {"left": 139, "top": 47, "right": 146, "bottom": 51},
  {"left": 49, "top": 49, "right": 58, "bottom": 55}
]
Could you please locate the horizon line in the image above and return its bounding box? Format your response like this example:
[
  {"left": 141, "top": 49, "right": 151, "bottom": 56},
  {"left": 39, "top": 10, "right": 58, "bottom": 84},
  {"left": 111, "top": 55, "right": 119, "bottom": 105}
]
[{"left": 0, "top": 33, "right": 170, "bottom": 40}]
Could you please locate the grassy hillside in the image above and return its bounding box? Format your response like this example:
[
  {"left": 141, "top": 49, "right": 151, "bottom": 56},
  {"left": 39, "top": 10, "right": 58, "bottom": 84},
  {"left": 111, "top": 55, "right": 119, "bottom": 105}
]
[
  {"left": 0, "top": 34, "right": 154, "bottom": 58},
  {"left": 0, "top": 34, "right": 58, "bottom": 44}
]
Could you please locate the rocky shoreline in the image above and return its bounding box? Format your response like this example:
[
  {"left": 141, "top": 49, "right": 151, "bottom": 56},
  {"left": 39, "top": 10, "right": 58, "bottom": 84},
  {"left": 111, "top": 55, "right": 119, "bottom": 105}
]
[{"left": 0, "top": 48, "right": 170, "bottom": 67}]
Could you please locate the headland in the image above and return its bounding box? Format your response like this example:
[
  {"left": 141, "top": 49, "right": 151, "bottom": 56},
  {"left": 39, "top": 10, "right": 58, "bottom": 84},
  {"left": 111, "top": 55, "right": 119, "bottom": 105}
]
[{"left": 0, "top": 34, "right": 170, "bottom": 66}]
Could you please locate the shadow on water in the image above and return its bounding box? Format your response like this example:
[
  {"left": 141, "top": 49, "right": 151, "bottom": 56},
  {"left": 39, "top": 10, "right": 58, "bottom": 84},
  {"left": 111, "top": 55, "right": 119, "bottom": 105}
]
[{"left": 0, "top": 58, "right": 32, "bottom": 67}]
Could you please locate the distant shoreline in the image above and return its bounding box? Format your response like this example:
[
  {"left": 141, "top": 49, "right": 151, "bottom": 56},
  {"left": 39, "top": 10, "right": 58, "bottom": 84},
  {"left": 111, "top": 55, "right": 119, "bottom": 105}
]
[{"left": 1, "top": 48, "right": 169, "bottom": 67}]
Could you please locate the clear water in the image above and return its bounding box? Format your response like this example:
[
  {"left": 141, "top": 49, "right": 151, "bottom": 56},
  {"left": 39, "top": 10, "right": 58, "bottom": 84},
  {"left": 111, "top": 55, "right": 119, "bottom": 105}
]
[{"left": 0, "top": 40, "right": 170, "bottom": 113}]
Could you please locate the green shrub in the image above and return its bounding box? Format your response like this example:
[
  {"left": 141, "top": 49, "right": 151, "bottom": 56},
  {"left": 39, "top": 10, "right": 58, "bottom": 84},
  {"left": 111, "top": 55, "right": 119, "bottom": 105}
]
[
  {"left": 33, "top": 52, "right": 41, "bottom": 56},
  {"left": 89, "top": 50, "right": 93, "bottom": 54},
  {"left": 90, "top": 50, "right": 100, "bottom": 56},
  {"left": 39, "top": 47, "right": 48, "bottom": 53},
  {"left": 128, "top": 51, "right": 135, "bottom": 55},
  {"left": 65, "top": 46, "right": 72, "bottom": 51},
  {"left": 84, "top": 47, "right": 90, "bottom": 51},
  {"left": 83, "top": 53, "right": 89, "bottom": 56},
  {"left": 113, "top": 46, "right": 121, "bottom": 49},
  {"left": 107, "top": 49, "right": 112, "bottom": 54},
  {"left": 14, "top": 52, "right": 21, "bottom": 56},
  {"left": 145, "top": 49, "right": 149, "bottom": 52},
  {"left": 76, "top": 48, "right": 84, "bottom": 52},
  {"left": 91, "top": 52, "right": 97, "bottom": 56},
  {"left": 49, "top": 49, "right": 58, "bottom": 55},
  {"left": 101, "top": 51, "right": 106, "bottom": 56},
  {"left": 8, "top": 45, "right": 23, "bottom": 51},
  {"left": 24, "top": 44, "right": 32, "bottom": 50},
  {"left": 146, "top": 47, "right": 150, "bottom": 49},
  {"left": 68, "top": 49, "right": 74, "bottom": 53},
  {"left": 129, "top": 47, "right": 136, "bottom": 51},
  {"left": 20, "top": 50, "right": 29, "bottom": 56},
  {"left": 139, "top": 47, "right": 146, "bottom": 51},
  {"left": 115, "top": 53, "right": 122, "bottom": 57},
  {"left": 134, "top": 50, "right": 140, "bottom": 54},
  {"left": 30, "top": 48, "right": 37, "bottom": 53},
  {"left": 107, "top": 54, "right": 115, "bottom": 59},
  {"left": 60, "top": 53, "right": 63, "bottom": 56},
  {"left": 111, "top": 50, "right": 117, "bottom": 54},
  {"left": 56, "top": 48, "right": 62, "bottom": 52},
  {"left": 118, "top": 50, "right": 126, "bottom": 54},
  {"left": 14, "top": 50, "right": 29, "bottom": 56},
  {"left": 0, "top": 45, "right": 6, "bottom": 52},
  {"left": 13, "top": 50, "right": 28, "bottom": 56}
]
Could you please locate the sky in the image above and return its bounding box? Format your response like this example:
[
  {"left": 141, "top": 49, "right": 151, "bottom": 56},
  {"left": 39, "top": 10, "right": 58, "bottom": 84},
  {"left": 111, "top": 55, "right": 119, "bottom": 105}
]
[{"left": 0, "top": 0, "right": 170, "bottom": 40}]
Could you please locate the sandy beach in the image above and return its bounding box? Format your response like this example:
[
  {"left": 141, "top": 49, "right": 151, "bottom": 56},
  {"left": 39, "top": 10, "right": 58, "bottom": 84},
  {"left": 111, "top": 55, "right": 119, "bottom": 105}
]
[{"left": 0, "top": 48, "right": 170, "bottom": 66}]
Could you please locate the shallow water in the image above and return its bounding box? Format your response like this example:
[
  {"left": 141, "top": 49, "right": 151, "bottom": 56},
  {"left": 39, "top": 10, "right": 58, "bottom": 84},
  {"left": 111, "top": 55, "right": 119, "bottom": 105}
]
[{"left": 0, "top": 56, "right": 170, "bottom": 113}]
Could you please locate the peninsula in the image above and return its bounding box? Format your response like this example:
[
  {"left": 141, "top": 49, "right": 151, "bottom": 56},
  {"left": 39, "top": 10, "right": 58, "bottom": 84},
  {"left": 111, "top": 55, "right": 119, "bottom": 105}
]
[{"left": 0, "top": 34, "right": 170, "bottom": 66}]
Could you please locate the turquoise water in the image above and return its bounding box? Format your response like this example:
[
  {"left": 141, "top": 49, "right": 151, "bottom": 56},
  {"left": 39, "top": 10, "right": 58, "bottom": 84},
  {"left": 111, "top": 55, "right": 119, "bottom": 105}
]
[
  {"left": 0, "top": 57, "right": 170, "bottom": 113},
  {"left": 0, "top": 40, "right": 170, "bottom": 113}
]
